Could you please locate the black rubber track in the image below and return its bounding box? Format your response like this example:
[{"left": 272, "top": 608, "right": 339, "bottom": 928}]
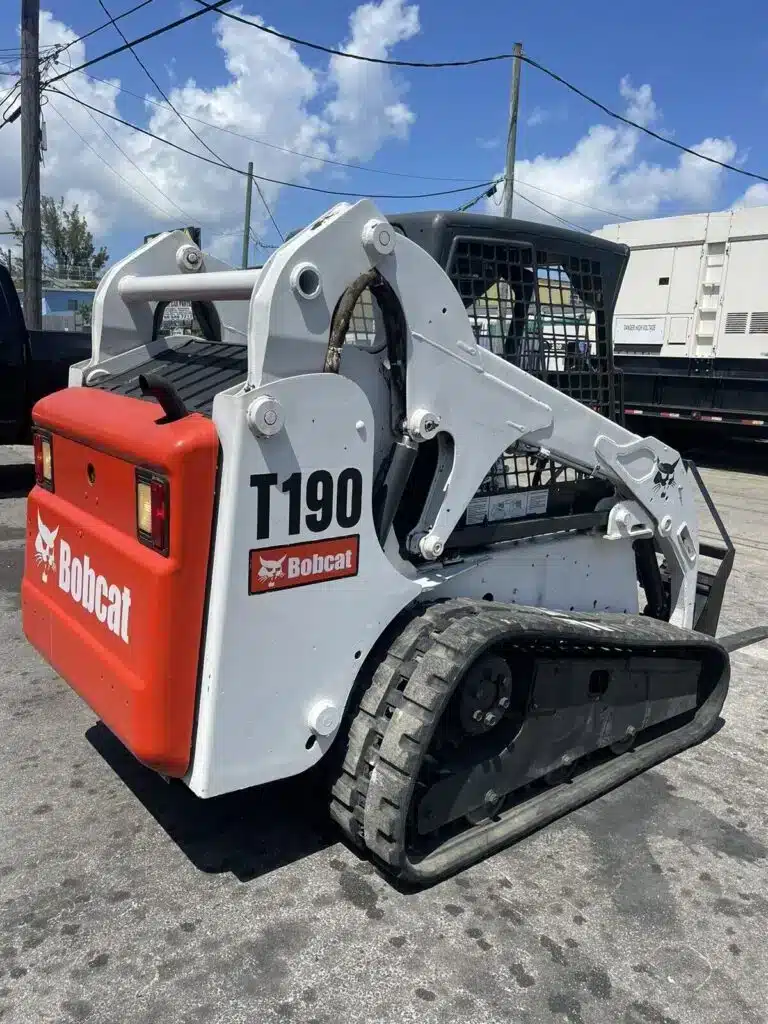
[
  {"left": 329, "top": 598, "right": 486, "bottom": 849},
  {"left": 332, "top": 599, "right": 730, "bottom": 886}
]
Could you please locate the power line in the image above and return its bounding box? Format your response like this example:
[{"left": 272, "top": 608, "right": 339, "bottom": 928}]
[
  {"left": 516, "top": 191, "right": 589, "bottom": 233},
  {"left": 516, "top": 180, "right": 632, "bottom": 221},
  {"left": 46, "top": 0, "right": 233, "bottom": 85},
  {"left": 95, "top": 0, "right": 283, "bottom": 242},
  {"left": 56, "top": 80, "right": 193, "bottom": 221},
  {"left": 46, "top": 88, "right": 499, "bottom": 200},
  {"left": 191, "top": 3, "right": 768, "bottom": 186},
  {"left": 53, "top": 0, "right": 156, "bottom": 54},
  {"left": 73, "top": 68, "right": 637, "bottom": 213},
  {"left": 76, "top": 70, "right": 478, "bottom": 183},
  {"left": 192, "top": 1, "right": 516, "bottom": 69},
  {"left": 48, "top": 98, "right": 192, "bottom": 222},
  {"left": 520, "top": 54, "right": 768, "bottom": 186}
]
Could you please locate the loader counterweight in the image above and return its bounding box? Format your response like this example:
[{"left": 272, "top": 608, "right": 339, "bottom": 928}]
[{"left": 22, "top": 387, "right": 218, "bottom": 777}]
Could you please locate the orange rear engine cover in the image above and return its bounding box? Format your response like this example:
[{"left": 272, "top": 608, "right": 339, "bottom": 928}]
[{"left": 21, "top": 387, "right": 219, "bottom": 777}]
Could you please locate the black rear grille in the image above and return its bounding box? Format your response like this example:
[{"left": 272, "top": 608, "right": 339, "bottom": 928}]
[{"left": 92, "top": 340, "right": 248, "bottom": 417}]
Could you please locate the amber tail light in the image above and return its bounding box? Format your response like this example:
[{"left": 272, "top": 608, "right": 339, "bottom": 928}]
[
  {"left": 136, "top": 470, "right": 170, "bottom": 556},
  {"left": 32, "top": 429, "right": 54, "bottom": 491}
]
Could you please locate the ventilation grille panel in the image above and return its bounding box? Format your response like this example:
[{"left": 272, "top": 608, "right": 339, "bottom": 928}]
[
  {"left": 725, "top": 312, "right": 748, "bottom": 334},
  {"left": 749, "top": 312, "right": 768, "bottom": 335}
]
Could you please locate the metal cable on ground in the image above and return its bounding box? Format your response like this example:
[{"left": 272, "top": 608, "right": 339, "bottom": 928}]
[
  {"left": 46, "top": 0, "right": 233, "bottom": 85},
  {"left": 191, "top": 2, "right": 768, "bottom": 186},
  {"left": 45, "top": 88, "right": 500, "bottom": 199},
  {"left": 96, "top": 0, "right": 283, "bottom": 242}
]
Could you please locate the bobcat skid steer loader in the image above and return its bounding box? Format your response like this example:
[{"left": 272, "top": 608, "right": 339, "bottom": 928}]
[{"left": 20, "top": 200, "right": 764, "bottom": 885}]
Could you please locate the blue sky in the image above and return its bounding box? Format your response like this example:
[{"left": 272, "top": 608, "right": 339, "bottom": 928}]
[{"left": 1, "top": 0, "right": 766, "bottom": 266}]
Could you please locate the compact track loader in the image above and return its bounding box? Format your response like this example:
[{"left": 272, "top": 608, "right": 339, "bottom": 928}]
[{"left": 21, "top": 201, "right": 764, "bottom": 884}]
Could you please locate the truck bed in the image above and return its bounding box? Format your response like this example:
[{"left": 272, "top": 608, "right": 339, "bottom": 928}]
[{"left": 94, "top": 339, "right": 248, "bottom": 417}]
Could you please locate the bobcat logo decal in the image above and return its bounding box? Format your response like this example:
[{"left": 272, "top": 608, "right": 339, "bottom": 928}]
[
  {"left": 652, "top": 457, "right": 680, "bottom": 499},
  {"left": 257, "top": 555, "right": 286, "bottom": 588},
  {"left": 35, "top": 511, "right": 59, "bottom": 583}
]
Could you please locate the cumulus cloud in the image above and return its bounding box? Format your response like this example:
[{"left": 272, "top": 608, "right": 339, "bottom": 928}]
[
  {"left": 485, "top": 78, "right": 740, "bottom": 229},
  {"left": 733, "top": 182, "right": 768, "bottom": 208},
  {"left": 0, "top": 2, "right": 421, "bottom": 261}
]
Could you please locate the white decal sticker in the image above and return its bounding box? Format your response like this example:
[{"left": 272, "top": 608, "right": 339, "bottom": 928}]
[
  {"left": 465, "top": 496, "right": 490, "bottom": 526},
  {"left": 35, "top": 512, "right": 132, "bottom": 644},
  {"left": 489, "top": 493, "right": 527, "bottom": 521},
  {"left": 526, "top": 489, "right": 549, "bottom": 516}
]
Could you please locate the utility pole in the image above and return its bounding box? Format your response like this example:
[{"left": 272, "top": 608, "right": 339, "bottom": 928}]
[
  {"left": 241, "top": 161, "right": 254, "bottom": 269},
  {"left": 502, "top": 42, "right": 523, "bottom": 220},
  {"left": 21, "top": 0, "right": 42, "bottom": 329}
]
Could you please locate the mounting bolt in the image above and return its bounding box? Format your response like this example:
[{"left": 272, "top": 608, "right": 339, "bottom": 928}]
[
  {"left": 472, "top": 709, "right": 484, "bottom": 722},
  {"left": 176, "top": 243, "right": 203, "bottom": 273},
  {"left": 247, "top": 395, "right": 284, "bottom": 438},
  {"left": 498, "top": 696, "right": 510, "bottom": 709},
  {"left": 408, "top": 408, "right": 441, "bottom": 442},
  {"left": 484, "top": 789, "right": 499, "bottom": 805},
  {"left": 362, "top": 218, "right": 396, "bottom": 257},
  {"left": 626, "top": 725, "right": 636, "bottom": 737},
  {"left": 484, "top": 711, "right": 498, "bottom": 727},
  {"left": 419, "top": 534, "right": 444, "bottom": 560},
  {"left": 659, "top": 515, "right": 673, "bottom": 535},
  {"left": 307, "top": 699, "right": 340, "bottom": 737}
]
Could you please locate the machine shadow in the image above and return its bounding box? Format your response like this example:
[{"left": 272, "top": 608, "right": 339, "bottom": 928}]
[
  {"left": 0, "top": 463, "right": 34, "bottom": 499},
  {"left": 86, "top": 722, "right": 338, "bottom": 882}
]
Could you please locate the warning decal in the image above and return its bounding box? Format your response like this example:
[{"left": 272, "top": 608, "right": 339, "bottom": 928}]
[{"left": 249, "top": 534, "right": 360, "bottom": 595}]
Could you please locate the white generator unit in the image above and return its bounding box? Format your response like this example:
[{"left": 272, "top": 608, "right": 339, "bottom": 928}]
[{"left": 595, "top": 205, "right": 768, "bottom": 434}]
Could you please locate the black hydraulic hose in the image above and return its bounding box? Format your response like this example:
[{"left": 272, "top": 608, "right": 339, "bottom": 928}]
[
  {"left": 634, "top": 538, "right": 671, "bottom": 621},
  {"left": 324, "top": 267, "right": 408, "bottom": 433},
  {"left": 138, "top": 372, "right": 189, "bottom": 422}
]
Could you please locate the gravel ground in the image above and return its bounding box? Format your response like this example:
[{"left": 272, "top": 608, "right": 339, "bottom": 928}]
[{"left": 1, "top": 446, "right": 767, "bottom": 1024}]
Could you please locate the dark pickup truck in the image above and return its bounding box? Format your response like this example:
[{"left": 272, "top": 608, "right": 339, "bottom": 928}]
[{"left": 0, "top": 263, "right": 92, "bottom": 444}]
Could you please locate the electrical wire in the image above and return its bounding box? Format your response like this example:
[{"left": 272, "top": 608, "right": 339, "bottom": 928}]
[
  {"left": 515, "top": 191, "right": 589, "bottom": 233},
  {"left": 45, "top": 88, "right": 500, "bottom": 199},
  {"left": 46, "top": 0, "right": 234, "bottom": 85},
  {"left": 52, "top": 0, "right": 156, "bottom": 55},
  {"left": 72, "top": 70, "right": 637, "bottom": 215},
  {"left": 95, "top": 0, "right": 284, "bottom": 242},
  {"left": 192, "top": 1, "right": 518, "bottom": 69},
  {"left": 76, "top": 70, "right": 479, "bottom": 183},
  {"left": 191, "top": 3, "right": 768, "bottom": 186},
  {"left": 48, "top": 98, "right": 191, "bottom": 222},
  {"left": 56, "top": 80, "right": 194, "bottom": 221}
]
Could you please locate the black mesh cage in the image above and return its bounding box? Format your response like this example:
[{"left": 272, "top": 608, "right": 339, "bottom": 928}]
[
  {"left": 447, "top": 236, "right": 614, "bottom": 417},
  {"left": 389, "top": 213, "right": 629, "bottom": 535},
  {"left": 447, "top": 236, "right": 615, "bottom": 528}
]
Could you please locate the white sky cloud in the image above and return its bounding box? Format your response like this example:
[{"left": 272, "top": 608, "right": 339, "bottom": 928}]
[
  {"left": 2, "top": 13, "right": 765, "bottom": 268},
  {"left": 526, "top": 106, "right": 548, "bottom": 128},
  {"left": 485, "top": 78, "right": 747, "bottom": 230},
  {"left": 0, "top": 2, "right": 421, "bottom": 261},
  {"left": 733, "top": 182, "right": 768, "bottom": 208}
]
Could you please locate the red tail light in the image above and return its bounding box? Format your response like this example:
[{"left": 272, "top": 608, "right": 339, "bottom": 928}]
[
  {"left": 32, "top": 429, "right": 54, "bottom": 491},
  {"left": 136, "top": 470, "right": 170, "bottom": 555}
]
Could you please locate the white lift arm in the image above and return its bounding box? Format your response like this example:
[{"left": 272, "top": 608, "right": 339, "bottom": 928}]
[{"left": 239, "top": 201, "right": 701, "bottom": 629}]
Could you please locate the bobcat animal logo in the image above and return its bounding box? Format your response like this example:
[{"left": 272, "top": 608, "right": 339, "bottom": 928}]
[
  {"left": 257, "top": 555, "right": 286, "bottom": 588},
  {"left": 35, "top": 511, "right": 59, "bottom": 583},
  {"left": 652, "top": 457, "right": 680, "bottom": 499}
]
